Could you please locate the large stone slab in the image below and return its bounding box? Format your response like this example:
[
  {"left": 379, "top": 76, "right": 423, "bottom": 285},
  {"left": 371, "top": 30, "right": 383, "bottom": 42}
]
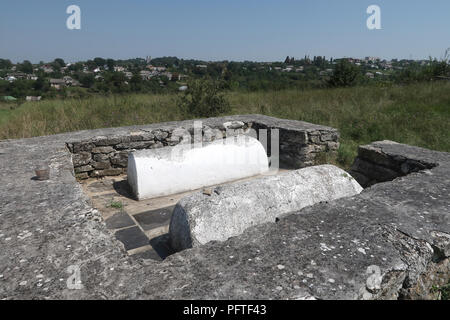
[
  {"left": 127, "top": 135, "right": 269, "bottom": 200},
  {"left": 169, "top": 165, "right": 363, "bottom": 252},
  {"left": 0, "top": 118, "right": 448, "bottom": 300}
]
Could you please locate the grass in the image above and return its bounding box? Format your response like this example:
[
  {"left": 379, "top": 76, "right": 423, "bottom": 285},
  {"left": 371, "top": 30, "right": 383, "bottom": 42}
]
[
  {"left": 1, "top": 82, "right": 449, "bottom": 169},
  {"left": 109, "top": 201, "right": 123, "bottom": 209},
  {"left": 432, "top": 283, "right": 450, "bottom": 300}
]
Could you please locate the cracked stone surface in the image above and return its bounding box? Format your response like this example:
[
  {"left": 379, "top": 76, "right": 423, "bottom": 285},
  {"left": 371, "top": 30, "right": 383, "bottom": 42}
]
[{"left": 0, "top": 115, "right": 449, "bottom": 299}]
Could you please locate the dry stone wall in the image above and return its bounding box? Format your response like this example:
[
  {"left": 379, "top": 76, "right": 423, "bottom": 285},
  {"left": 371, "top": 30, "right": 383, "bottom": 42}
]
[{"left": 67, "top": 115, "right": 340, "bottom": 179}]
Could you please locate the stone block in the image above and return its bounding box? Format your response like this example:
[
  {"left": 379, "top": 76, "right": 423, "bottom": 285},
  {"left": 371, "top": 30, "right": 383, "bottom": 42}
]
[
  {"left": 93, "top": 153, "right": 110, "bottom": 162},
  {"left": 127, "top": 136, "right": 269, "bottom": 200},
  {"left": 92, "top": 161, "right": 111, "bottom": 170},
  {"left": 74, "top": 165, "right": 93, "bottom": 173},
  {"left": 92, "top": 146, "right": 115, "bottom": 154},
  {"left": 116, "top": 141, "right": 155, "bottom": 150},
  {"left": 169, "top": 165, "right": 363, "bottom": 252},
  {"left": 72, "top": 152, "right": 91, "bottom": 166},
  {"left": 111, "top": 152, "right": 129, "bottom": 167}
]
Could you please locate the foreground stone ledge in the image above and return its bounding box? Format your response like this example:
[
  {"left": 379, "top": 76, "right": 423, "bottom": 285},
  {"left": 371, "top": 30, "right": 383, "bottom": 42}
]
[
  {"left": 0, "top": 120, "right": 448, "bottom": 299},
  {"left": 169, "top": 165, "right": 363, "bottom": 252}
]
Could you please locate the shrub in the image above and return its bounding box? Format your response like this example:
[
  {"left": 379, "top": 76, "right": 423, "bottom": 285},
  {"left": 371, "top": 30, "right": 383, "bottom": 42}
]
[
  {"left": 178, "top": 79, "right": 231, "bottom": 117},
  {"left": 328, "top": 60, "right": 361, "bottom": 87}
]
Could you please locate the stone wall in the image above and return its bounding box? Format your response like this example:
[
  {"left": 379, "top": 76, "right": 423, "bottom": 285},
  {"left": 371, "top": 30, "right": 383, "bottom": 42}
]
[
  {"left": 67, "top": 115, "right": 340, "bottom": 179},
  {"left": 349, "top": 140, "right": 437, "bottom": 188}
]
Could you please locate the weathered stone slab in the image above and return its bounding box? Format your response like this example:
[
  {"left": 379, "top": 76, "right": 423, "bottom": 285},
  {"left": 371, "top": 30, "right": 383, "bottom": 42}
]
[
  {"left": 349, "top": 140, "right": 438, "bottom": 187},
  {"left": 1, "top": 118, "right": 448, "bottom": 300},
  {"left": 127, "top": 136, "right": 269, "bottom": 200},
  {"left": 169, "top": 165, "right": 363, "bottom": 252}
]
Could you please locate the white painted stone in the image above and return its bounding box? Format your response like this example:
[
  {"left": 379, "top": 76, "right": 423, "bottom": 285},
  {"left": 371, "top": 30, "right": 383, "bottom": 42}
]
[
  {"left": 169, "top": 165, "right": 363, "bottom": 252},
  {"left": 127, "top": 136, "right": 269, "bottom": 200}
]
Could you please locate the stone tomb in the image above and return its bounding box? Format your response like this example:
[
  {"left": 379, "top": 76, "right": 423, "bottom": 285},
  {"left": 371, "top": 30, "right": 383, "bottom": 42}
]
[
  {"left": 127, "top": 135, "right": 269, "bottom": 200},
  {"left": 169, "top": 165, "right": 363, "bottom": 252}
]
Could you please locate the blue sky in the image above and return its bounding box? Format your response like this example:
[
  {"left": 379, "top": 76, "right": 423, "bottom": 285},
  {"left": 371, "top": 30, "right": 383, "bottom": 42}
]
[{"left": 1, "top": 0, "right": 449, "bottom": 63}]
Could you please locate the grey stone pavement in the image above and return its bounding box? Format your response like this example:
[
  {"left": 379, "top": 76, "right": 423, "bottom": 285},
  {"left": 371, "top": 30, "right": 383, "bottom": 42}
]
[{"left": 0, "top": 115, "right": 448, "bottom": 299}]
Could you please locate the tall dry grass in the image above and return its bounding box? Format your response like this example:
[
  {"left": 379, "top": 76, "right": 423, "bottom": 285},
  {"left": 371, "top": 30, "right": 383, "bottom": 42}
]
[{"left": 1, "top": 82, "right": 449, "bottom": 168}]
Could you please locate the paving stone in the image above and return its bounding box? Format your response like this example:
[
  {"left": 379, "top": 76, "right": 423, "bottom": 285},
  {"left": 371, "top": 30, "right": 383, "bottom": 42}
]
[
  {"left": 105, "top": 212, "right": 135, "bottom": 230},
  {"left": 133, "top": 206, "right": 174, "bottom": 231},
  {"left": 114, "top": 226, "right": 149, "bottom": 251},
  {"left": 131, "top": 248, "right": 163, "bottom": 262}
]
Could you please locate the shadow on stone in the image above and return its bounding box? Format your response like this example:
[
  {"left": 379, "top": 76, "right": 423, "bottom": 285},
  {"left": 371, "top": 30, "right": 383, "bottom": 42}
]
[
  {"left": 114, "top": 226, "right": 149, "bottom": 251},
  {"left": 149, "top": 233, "right": 174, "bottom": 260},
  {"left": 105, "top": 212, "right": 135, "bottom": 229},
  {"left": 113, "top": 180, "right": 135, "bottom": 199}
]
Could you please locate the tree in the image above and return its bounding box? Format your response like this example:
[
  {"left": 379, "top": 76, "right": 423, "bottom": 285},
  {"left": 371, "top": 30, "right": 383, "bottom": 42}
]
[
  {"left": 178, "top": 79, "right": 231, "bottom": 117},
  {"left": 129, "top": 72, "right": 143, "bottom": 92},
  {"left": 106, "top": 59, "right": 115, "bottom": 71},
  {"left": 17, "top": 60, "right": 33, "bottom": 74},
  {"left": 79, "top": 73, "right": 95, "bottom": 88},
  {"left": 0, "top": 59, "right": 13, "bottom": 70},
  {"left": 93, "top": 57, "right": 106, "bottom": 67},
  {"left": 328, "top": 60, "right": 360, "bottom": 87},
  {"left": 53, "top": 58, "right": 66, "bottom": 68}
]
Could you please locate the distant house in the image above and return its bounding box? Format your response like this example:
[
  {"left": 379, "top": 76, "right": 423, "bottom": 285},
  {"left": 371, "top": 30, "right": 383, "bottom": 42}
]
[
  {"left": 161, "top": 72, "right": 173, "bottom": 81},
  {"left": 365, "top": 72, "right": 375, "bottom": 79},
  {"left": 114, "top": 66, "right": 125, "bottom": 72},
  {"left": 63, "top": 76, "right": 81, "bottom": 86},
  {"left": 26, "top": 96, "right": 42, "bottom": 101},
  {"left": 41, "top": 65, "right": 54, "bottom": 73},
  {"left": 49, "top": 78, "right": 66, "bottom": 90},
  {"left": 7, "top": 76, "right": 17, "bottom": 82},
  {"left": 178, "top": 85, "right": 188, "bottom": 91},
  {"left": 140, "top": 70, "right": 153, "bottom": 80}
]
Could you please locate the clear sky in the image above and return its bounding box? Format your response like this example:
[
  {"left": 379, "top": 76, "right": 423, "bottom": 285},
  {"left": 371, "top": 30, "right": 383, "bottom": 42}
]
[{"left": 1, "top": 0, "right": 450, "bottom": 63}]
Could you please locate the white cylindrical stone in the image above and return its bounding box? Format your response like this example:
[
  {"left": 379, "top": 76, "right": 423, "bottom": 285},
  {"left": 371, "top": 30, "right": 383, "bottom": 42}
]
[
  {"left": 169, "top": 165, "right": 363, "bottom": 252},
  {"left": 127, "top": 136, "right": 269, "bottom": 200}
]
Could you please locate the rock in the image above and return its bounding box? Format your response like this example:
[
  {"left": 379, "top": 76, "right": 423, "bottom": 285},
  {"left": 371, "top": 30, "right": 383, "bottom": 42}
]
[
  {"left": 152, "top": 130, "right": 169, "bottom": 141},
  {"left": 75, "top": 172, "right": 89, "bottom": 180},
  {"left": 222, "top": 121, "right": 245, "bottom": 130},
  {"left": 93, "top": 153, "right": 110, "bottom": 162},
  {"left": 93, "top": 136, "right": 122, "bottom": 146},
  {"left": 116, "top": 141, "right": 154, "bottom": 150},
  {"left": 326, "top": 141, "right": 340, "bottom": 151},
  {"left": 74, "top": 165, "right": 93, "bottom": 173},
  {"left": 92, "top": 168, "right": 122, "bottom": 177},
  {"left": 110, "top": 152, "right": 128, "bottom": 167},
  {"left": 169, "top": 165, "right": 363, "bottom": 252},
  {"left": 92, "top": 161, "right": 111, "bottom": 170},
  {"left": 73, "top": 142, "right": 95, "bottom": 153},
  {"left": 91, "top": 146, "right": 115, "bottom": 154},
  {"left": 72, "top": 152, "right": 91, "bottom": 166}
]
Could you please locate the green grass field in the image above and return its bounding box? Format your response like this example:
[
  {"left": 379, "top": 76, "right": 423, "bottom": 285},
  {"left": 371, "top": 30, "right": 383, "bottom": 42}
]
[{"left": 1, "top": 82, "right": 449, "bottom": 169}]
